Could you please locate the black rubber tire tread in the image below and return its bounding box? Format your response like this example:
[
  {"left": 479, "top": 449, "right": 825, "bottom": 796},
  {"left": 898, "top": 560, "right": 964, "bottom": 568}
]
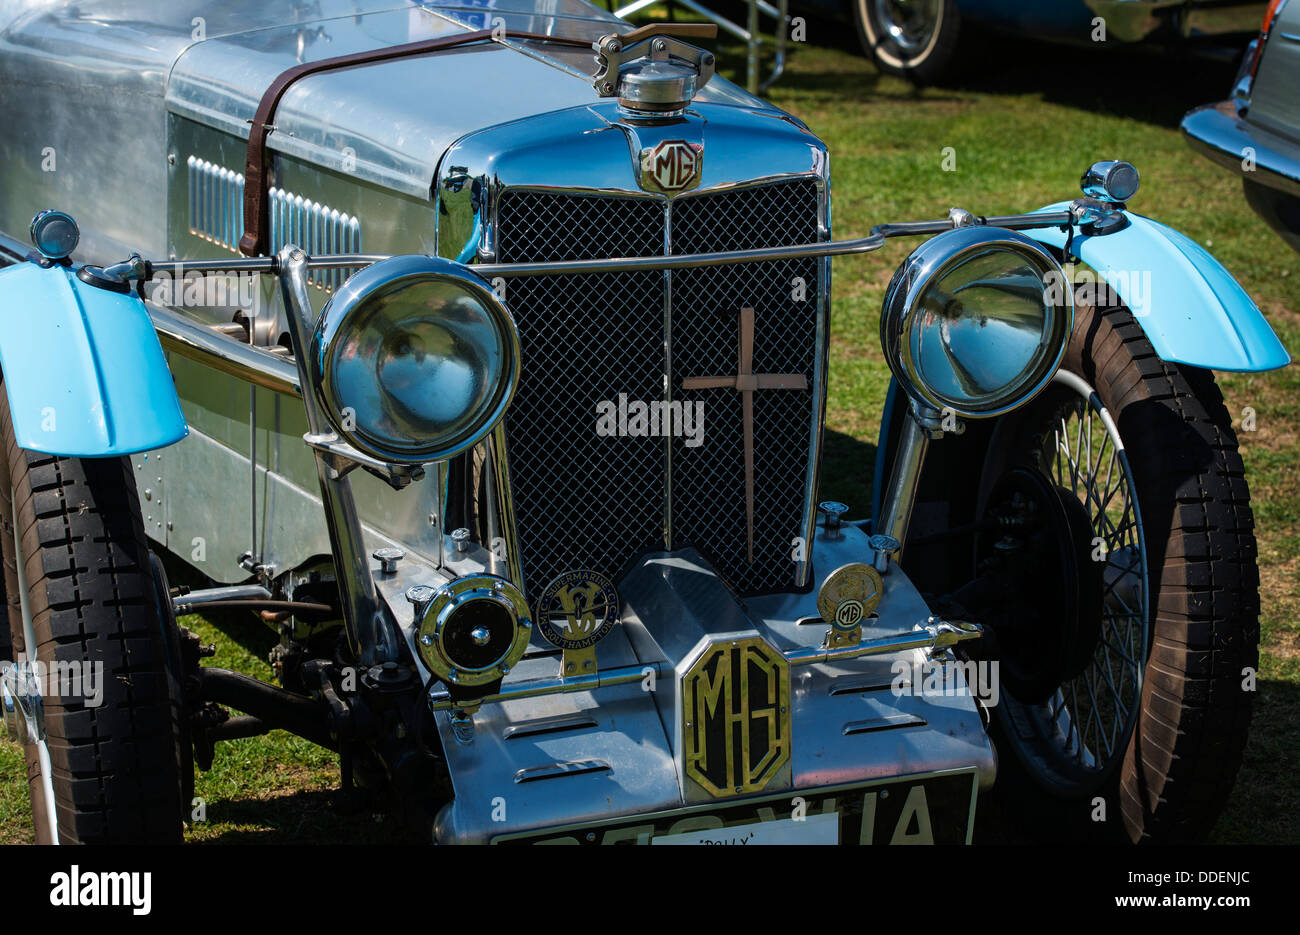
[
  {"left": 994, "top": 298, "right": 1259, "bottom": 843},
  {"left": 0, "top": 376, "right": 183, "bottom": 843}
]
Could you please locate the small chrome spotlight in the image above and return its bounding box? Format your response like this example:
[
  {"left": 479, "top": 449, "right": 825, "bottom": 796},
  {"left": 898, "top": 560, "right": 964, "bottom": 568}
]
[
  {"left": 29, "top": 209, "right": 79, "bottom": 260},
  {"left": 1080, "top": 160, "right": 1140, "bottom": 203}
]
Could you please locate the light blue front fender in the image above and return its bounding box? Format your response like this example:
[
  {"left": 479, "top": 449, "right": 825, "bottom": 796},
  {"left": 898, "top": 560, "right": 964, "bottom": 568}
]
[
  {"left": 0, "top": 260, "right": 186, "bottom": 456},
  {"left": 1029, "top": 203, "right": 1290, "bottom": 372}
]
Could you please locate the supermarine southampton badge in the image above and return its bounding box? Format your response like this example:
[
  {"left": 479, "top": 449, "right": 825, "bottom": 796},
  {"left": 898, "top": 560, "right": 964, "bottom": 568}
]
[
  {"left": 535, "top": 570, "right": 620, "bottom": 651},
  {"left": 683, "top": 635, "right": 791, "bottom": 798},
  {"left": 640, "top": 140, "right": 703, "bottom": 194}
]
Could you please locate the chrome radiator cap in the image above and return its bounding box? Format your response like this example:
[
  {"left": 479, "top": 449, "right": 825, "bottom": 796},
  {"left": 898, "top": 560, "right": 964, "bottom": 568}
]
[{"left": 593, "top": 28, "right": 717, "bottom": 113}]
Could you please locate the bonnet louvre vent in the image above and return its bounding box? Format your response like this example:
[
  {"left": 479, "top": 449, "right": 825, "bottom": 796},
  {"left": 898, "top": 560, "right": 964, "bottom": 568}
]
[{"left": 185, "top": 156, "right": 362, "bottom": 290}]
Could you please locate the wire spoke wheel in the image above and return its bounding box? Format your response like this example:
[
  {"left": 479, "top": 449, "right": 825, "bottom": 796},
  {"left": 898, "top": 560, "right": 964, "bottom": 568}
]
[
  {"left": 1003, "top": 371, "right": 1148, "bottom": 784},
  {"left": 981, "top": 298, "right": 1257, "bottom": 842}
]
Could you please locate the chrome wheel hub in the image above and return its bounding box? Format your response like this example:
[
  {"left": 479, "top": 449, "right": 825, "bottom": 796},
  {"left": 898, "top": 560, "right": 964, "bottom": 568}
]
[{"left": 872, "top": 0, "right": 941, "bottom": 54}]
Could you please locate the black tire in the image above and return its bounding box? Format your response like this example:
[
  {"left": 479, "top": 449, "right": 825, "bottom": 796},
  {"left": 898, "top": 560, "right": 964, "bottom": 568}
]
[
  {"left": 979, "top": 297, "right": 1258, "bottom": 843},
  {"left": 852, "top": 0, "right": 960, "bottom": 84},
  {"left": 0, "top": 376, "right": 185, "bottom": 843}
]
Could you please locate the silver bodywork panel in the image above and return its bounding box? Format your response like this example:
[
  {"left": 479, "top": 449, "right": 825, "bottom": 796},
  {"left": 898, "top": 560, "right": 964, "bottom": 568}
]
[
  {"left": 0, "top": 0, "right": 771, "bottom": 262},
  {"left": 0, "top": 0, "right": 999, "bottom": 838},
  {"left": 431, "top": 524, "right": 995, "bottom": 844},
  {"left": 0, "top": 0, "right": 795, "bottom": 585}
]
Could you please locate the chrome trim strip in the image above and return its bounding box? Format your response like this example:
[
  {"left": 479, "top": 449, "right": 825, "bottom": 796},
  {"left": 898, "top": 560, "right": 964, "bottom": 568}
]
[
  {"left": 799, "top": 180, "right": 831, "bottom": 587},
  {"left": 663, "top": 198, "right": 674, "bottom": 550},
  {"left": 489, "top": 421, "right": 526, "bottom": 590}
]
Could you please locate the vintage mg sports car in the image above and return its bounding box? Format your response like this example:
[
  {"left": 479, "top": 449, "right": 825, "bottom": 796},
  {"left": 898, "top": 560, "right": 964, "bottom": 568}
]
[{"left": 0, "top": 0, "right": 1289, "bottom": 845}]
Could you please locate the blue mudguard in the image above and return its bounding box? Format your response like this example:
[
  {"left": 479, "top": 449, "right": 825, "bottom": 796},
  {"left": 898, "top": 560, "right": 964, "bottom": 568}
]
[
  {"left": 0, "top": 260, "right": 186, "bottom": 456},
  {"left": 1029, "top": 203, "right": 1290, "bottom": 372}
]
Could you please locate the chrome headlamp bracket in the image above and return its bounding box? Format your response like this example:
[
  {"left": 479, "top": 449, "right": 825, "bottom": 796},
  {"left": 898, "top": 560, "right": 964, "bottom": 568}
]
[
  {"left": 303, "top": 431, "right": 425, "bottom": 491},
  {"left": 1069, "top": 197, "right": 1130, "bottom": 236}
]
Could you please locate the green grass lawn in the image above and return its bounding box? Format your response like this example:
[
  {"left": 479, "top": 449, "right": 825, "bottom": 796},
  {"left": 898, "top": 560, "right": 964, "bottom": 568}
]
[{"left": 1, "top": 21, "right": 1295, "bottom": 844}]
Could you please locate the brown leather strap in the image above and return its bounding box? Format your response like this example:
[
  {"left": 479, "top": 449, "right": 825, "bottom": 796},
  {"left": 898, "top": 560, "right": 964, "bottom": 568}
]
[
  {"left": 237, "top": 29, "right": 596, "bottom": 256},
  {"left": 620, "top": 23, "right": 717, "bottom": 44}
]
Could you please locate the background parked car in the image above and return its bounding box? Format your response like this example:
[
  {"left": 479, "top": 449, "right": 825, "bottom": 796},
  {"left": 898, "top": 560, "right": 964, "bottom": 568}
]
[
  {"left": 1183, "top": 0, "right": 1300, "bottom": 252},
  {"left": 798, "top": 0, "right": 1267, "bottom": 83}
]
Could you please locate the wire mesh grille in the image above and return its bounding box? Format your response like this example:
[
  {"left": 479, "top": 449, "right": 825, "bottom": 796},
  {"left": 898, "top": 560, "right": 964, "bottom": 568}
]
[
  {"left": 671, "top": 179, "right": 821, "bottom": 595},
  {"left": 497, "top": 191, "right": 668, "bottom": 594},
  {"left": 496, "top": 179, "right": 821, "bottom": 597}
]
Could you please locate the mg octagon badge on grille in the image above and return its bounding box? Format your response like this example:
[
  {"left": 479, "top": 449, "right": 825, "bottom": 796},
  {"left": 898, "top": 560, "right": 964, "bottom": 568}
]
[{"left": 639, "top": 140, "right": 703, "bottom": 194}]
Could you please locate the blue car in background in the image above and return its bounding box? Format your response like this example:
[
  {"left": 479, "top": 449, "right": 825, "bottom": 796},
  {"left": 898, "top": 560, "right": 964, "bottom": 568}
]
[{"left": 807, "top": 0, "right": 1267, "bottom": 83}]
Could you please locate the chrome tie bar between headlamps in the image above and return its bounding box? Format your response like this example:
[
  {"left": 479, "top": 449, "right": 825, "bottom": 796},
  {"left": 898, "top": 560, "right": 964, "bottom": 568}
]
[
  {"left": 133, "top": 206, "right": 1076, "bottom": 406},
  {"left": 137, "top": 209, "right": 1075, "bottom": 280}
]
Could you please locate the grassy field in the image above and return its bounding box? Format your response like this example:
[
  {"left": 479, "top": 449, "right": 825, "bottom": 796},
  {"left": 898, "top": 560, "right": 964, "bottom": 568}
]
[{"left": 1, "top": 20, "right": 1295, "bottom": 844}]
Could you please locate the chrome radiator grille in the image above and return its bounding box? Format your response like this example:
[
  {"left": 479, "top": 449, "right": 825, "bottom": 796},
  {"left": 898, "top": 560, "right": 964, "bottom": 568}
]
[
  {"left": 496, "top": 178, "right": 822, "bottom": 596},
  {"left": 670, "top": 183, "right": 821, "bottom": 594}
]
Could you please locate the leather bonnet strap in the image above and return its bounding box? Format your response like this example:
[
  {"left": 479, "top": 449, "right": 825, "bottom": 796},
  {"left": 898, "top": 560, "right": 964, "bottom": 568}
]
[{"left": 238, "top": 29, "right": 595, "bottom": 257}]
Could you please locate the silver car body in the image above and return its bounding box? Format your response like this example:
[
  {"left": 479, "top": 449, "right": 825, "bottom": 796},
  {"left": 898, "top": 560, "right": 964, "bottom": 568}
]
[{"left": 0, "top": 0, "right": 993, "bottom": 842}]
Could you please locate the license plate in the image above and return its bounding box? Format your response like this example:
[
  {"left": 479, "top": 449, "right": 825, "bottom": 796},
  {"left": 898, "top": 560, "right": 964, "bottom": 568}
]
[
  {"left": 498, "top": 770, "right": 977, "bottom": 845},
  {"left": 651, "top": 811, "right": 840, "bottom": 845}
]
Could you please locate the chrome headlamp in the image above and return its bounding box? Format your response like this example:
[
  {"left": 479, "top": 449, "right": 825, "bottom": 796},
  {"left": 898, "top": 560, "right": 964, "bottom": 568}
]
[
  {"left": 416, "top": 574, "right": 532, "bottom": 687},
  {"left": 310, "top": 256, "right": 520, "bottom": 464},
  {"left": 880, "top": 227, "right": 1072, "bottom": 419}
]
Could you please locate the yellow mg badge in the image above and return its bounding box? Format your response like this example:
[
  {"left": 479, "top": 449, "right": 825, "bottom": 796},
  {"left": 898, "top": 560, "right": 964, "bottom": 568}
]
[{"left": 682, "top": 636, "right": 791, "bottom": 798}]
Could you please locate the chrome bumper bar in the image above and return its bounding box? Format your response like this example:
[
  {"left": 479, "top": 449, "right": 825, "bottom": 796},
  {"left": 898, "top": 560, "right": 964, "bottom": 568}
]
[
  {"left": 1182, "top": 100, "right": 1300, "bottom": 199},
  {"left": 149, "top": 302, "right": 301, "bottom": 396}
]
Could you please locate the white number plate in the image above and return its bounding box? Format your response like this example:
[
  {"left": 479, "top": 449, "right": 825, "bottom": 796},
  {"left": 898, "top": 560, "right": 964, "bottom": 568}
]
[{"left": 650, "top": 811, "right": 839, "bottom": 845}]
